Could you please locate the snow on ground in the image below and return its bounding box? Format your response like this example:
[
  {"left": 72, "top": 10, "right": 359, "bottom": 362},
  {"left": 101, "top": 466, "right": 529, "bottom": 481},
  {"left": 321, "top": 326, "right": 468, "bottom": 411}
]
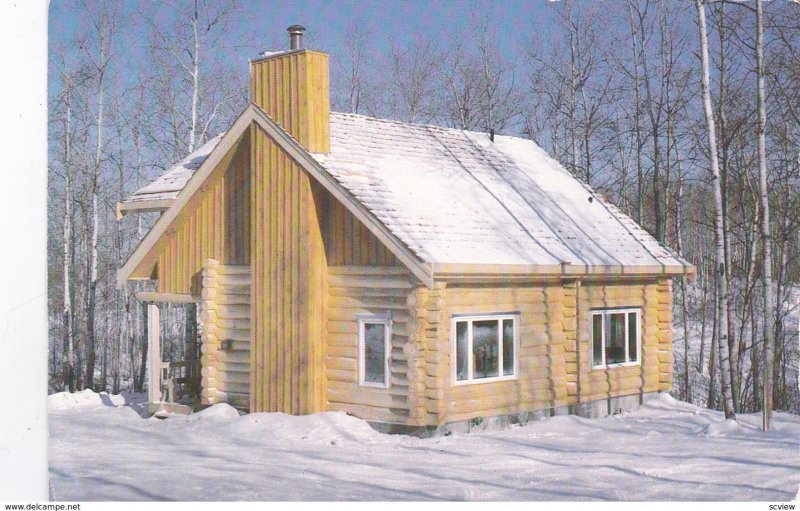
[{"left": 48, "top": 391, "right": 800, "bottom": 501}]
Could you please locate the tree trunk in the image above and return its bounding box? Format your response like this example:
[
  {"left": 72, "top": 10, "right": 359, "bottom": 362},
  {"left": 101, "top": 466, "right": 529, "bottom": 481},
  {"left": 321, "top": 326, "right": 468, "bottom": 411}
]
[
  {"left": 755, "top": 0, "right": 775, "bottom": 430},
  {"left": 694, "top": 0, "right": 735, "bottom": 419},
  {"left": 61, "top": 79, "right": 75, "bottom": 392},
  {"left": 676, "top": 182, "right": 691, "bottom": 403},
  {"left": 85, "top": 65, "right": 104, "bottom": 391},
  {"left": 189, "top": 8, "right": 199, "bottom": 152}
]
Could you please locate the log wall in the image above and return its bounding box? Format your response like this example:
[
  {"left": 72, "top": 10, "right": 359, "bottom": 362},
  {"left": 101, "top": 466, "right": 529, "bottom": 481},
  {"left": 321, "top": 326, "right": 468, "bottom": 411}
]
[
  {"left": 435, "top": 283, "right": 571, "bottom": 424},
  {"left": 410, "top": 277, "right": 674, "bottom": 426},
  {"left": 325, "top": 266, "right": 414, "bottom": 423},
  {"left": 577, "top": 279, "right": 672, "bottom": 403},
  {"left": 199, "top": 260, "right": 251, "bottom": 409}
]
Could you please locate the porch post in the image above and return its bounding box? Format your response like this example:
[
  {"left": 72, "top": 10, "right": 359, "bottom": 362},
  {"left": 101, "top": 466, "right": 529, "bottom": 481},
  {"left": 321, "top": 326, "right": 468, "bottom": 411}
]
[{"left": 147, "top": 302, "right": 161, "bottom": 404}]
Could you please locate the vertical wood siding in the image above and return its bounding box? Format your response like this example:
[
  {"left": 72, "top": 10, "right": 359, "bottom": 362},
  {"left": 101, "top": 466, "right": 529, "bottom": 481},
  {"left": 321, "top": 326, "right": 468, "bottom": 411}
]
[
  {"left": 146, "top": 133, "right": 251, "bottom": 294},
  {"left": 250, "top": 50, "right": 330, "bottom": 154},
  {"left": 316, "top": 188, "right": 399, "bottom": 266},
  {"left": 325, "top": 266, "right": 414, "bottom": 423},
  {"left": 249, "top": 125, "right": 326, "bottom": 414}
]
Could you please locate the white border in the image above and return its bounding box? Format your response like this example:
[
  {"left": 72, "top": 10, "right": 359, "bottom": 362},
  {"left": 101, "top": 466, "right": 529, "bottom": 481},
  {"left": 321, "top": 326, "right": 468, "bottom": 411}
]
[
  {"left": 451, "top": 314, "right": 519, "bottom": 386},
  {"left": 357, "top": 314, "right": 392, "bottom": 388},
  {"left": 590, "top": 308, "right": 641, "bottom": 369}
]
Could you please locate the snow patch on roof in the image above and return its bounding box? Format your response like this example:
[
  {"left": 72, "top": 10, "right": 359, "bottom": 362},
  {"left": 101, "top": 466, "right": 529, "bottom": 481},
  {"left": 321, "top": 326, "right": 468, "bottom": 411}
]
[
  {"left": 313, "top": 112, "right": 684, "bottom": 268},
  {"left": 123, "top": 133, "right": 225, "bottom": 203}
]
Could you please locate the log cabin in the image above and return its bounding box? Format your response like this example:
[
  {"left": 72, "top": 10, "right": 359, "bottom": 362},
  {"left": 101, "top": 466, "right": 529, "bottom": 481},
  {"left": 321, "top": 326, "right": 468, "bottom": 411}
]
[{"left": 117, "top": 26, "right": 694, "bottom": 433}]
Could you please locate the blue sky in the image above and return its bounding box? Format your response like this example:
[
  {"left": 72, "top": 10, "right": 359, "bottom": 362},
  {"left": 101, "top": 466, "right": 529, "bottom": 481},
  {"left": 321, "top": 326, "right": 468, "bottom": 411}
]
[{"left": 48, "top": 0, "right": 561, "bottom": 82}]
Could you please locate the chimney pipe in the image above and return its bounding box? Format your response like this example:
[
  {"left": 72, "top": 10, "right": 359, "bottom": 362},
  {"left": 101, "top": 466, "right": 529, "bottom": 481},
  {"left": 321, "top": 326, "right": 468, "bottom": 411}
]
[{"left": 287, "top": 24, "right": 305, "bottom": 50}]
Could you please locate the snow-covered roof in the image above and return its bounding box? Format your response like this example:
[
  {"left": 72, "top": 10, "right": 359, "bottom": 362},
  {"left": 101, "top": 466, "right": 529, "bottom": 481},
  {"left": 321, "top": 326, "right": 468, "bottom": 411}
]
[
  {"left": 123, "top": 110, "right": 688, "bottom": 273},
  {"left": 122, "top": 133, "right": 225, "bottom": 204},
  {"left": 313, "top": 112, "right": 685, "bottom": 270}
]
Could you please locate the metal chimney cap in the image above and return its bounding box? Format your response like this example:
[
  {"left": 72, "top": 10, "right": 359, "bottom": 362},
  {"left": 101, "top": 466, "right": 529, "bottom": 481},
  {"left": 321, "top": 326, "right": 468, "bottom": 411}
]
[{"left": 287, "top": 24, "right": 306, "bottom": 50}]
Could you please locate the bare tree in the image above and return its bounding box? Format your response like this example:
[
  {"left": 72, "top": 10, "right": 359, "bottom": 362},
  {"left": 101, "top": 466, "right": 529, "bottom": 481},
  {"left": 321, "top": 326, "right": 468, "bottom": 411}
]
[
  {"left": 754, "top": 0, "right": 776, "bottom": 431},
  {"left": 60, "top": 70, "right": 76, "bottom": 392},
  {"left": 78, "top": 0, "right": 119, "bottom": 390},
  {"left": 694, "top": 0, "right": 736, "bottom": 419},
  {"left": 147, "top": 0, "right": 239, "bottom": 156}
]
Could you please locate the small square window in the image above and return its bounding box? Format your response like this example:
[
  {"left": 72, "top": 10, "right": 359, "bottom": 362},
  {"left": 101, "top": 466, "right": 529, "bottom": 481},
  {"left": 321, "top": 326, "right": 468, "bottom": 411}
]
[
  {"left": 358, "top": 315, "right": 391, "bottom": 387},
  {"left": 591, "top": 308, "right": 641, "bottom": 369}
]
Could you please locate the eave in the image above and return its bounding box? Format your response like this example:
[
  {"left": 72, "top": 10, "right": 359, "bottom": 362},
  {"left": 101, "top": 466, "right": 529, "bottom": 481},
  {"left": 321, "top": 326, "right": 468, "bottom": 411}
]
[{"left": 115, "top": 198, "right": 174, "bottom": 219}]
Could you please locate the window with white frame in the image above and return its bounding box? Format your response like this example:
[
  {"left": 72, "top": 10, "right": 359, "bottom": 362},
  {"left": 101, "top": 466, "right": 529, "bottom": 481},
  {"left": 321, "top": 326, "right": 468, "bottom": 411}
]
[
  {"left": 452, "top": 314, "right": 518, "bottom": 384},
  {"left": 358, "top": 314, "right": 391, "bottom": 387},
  {"left": 591, "top": 308, "right": 640, "bottom": 368}
]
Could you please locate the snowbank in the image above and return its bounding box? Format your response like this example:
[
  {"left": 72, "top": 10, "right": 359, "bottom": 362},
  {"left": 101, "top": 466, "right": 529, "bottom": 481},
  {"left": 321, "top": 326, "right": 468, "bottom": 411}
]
[
  {"left": 47, "top": 389, "right": 141, "bottom": 411},
  {"left": 48, "top": 390, "right": 800, "bottom": 501}
]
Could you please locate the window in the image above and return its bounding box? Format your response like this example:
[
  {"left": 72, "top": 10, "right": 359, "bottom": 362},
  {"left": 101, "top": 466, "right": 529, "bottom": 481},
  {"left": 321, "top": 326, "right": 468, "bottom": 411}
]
[
  {"left": 591, "top": 308, "right": 640, "bottom": 368},
  {"left": 452, "top": 314, "right": 518, "bottom": 384},
  {"left": 358, "top": 314, "right": 391, "bottom": 387}
]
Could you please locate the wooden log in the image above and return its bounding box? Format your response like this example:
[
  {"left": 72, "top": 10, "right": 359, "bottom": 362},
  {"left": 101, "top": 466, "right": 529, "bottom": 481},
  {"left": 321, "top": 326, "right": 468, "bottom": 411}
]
[
  {"left": 201, "top": 287, "right": 218, "bottom": 301},
  {"left": 217, "top": 371, "right": 250, "bottom": 385},
  {"left": 217, "top": 273, "right": 252, "bottom": 287},
  {"left": 216, "top": 304, "right": 250, "bottom": 319},
  {"left": 328, "top": 286, "right": 410, "bottom": 299},
  {"left": 520, "top": 344, "right": 567, "bottom": 357},
  {"left": 325, "top": 367, "right": 357, "bottom": 383},
  {"left": 218, "top": 350, "right": 250, "bottom": 364},
  {"left": 326, "top": 402, "right": 409, "bottom": 423},
  {"left": 216, "top": 265, "right": 250, "bottom": 275},
  {"left": 215, "top": 328, "right": 251, "bottom": 342},
  {"left": 221, "top": 284, "right": 250, "bottom": 296},
  {"left": 214, "top": 339, "right": 249, "bottom": 352},
  {"left": 216, "top": 318, "right": 250, "bottom": 331},
  {"left": 327, "top": 274, "right": 412, "bottom": 289},
  {"left": 216, "top": 293, "right": 251, "bottom": 305},
  {"left": 327, "top": 388, "right": 409, "bottom": 409},
  {"left": 325, "top": 356, "right": 357, "bottom": 372},
  {"left": 326, "top": 332, "right": 357, "bottom": 347},
  {"left": 328, "top": 265, "right": 409, "bottom": 276},
  {"left": 214, "top": 361, "right": 250, "bottom": 374},
  {"left": 214, "top": 390, "right": 250, "bottom": 405},
  {"left": 328, "top": 295, "right": 409, "bottom": 310}
]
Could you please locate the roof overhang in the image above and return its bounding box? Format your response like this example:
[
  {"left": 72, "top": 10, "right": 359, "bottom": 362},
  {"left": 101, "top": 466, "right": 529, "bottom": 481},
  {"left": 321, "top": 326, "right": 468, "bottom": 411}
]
[
  {"left": 115, "top": 198, "right": 174, "bottom": 219},
  {"left": 430, "top": 261, "right": 695, "bottom": 284}
]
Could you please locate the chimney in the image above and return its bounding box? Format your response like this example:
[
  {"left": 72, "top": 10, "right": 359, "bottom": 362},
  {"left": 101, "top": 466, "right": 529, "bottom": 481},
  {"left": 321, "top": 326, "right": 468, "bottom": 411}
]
[
  {"left": 250, "top": 25, "right": 330, "bottom": 153},
  {"left": 287, "top": 24, "right": 305, "bottom": 50}
]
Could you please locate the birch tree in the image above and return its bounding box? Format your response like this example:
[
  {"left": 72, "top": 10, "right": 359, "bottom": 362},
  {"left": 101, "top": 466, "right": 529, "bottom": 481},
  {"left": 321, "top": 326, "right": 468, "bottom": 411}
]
[
  {"left": 754, "top": 0, "right": 775, "bottom": 431},
  {"left": 147, "top": 0, "right": 239, "bottom": 158},
  {"left": 694, "top": 0, "right": 736, "bottom": 419},
  {"left": 60, "top": 71, "right": 76, "bottom": 392},
  {"left": 79, "top": 1, "right": 119, "bottom": 390}
]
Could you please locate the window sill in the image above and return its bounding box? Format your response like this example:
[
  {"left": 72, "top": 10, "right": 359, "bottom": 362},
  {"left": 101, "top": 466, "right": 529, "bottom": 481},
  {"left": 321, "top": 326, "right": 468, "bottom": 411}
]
[
  {"left": 453, "top": 374, "right": 518, "bottom": 386},
  {"left": 359, "top": 381, "right": 391, "bottom": 389},
  {"left": 591, "top": 362, "right": 641, "bottom": 370}
]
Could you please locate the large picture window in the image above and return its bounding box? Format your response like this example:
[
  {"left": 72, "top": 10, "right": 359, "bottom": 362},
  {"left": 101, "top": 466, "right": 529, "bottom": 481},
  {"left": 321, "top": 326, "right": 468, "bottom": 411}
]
[
  {"left": 452, "top": 314, "right": 518, "bottom": 385},
  {"left": 591, "top": 308, "right": 640, "bottom": 369},
  {"left": 358, "top": 314, "right": 392, "bottom": 387}
]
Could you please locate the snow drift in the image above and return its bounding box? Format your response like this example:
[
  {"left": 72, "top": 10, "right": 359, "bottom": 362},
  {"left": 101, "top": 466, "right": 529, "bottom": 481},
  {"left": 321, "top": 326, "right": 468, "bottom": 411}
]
[{"left": 48, "top": 390, "right": 800, "bottom": 501}]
